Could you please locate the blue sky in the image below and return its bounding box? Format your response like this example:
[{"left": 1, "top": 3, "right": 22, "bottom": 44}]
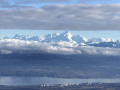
[
  {"left": 10, "top": 0, "right": 120, "bottom": 8},
  {"left": 28, "top": 0, "right": 120, "bottom": 8},
  {"left": 1, "top": 0, "right": 120, "bottom": 8},
  {"left": 8, "top": 0, "right": 120, "bottom": 5},
  {"left": 0, "top": 29, "right": 120, "bottom": 40}
]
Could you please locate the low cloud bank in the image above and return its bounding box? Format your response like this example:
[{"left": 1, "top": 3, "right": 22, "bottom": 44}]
[{"left": 0, "top": 39, "right": 120, "bottom": 56}]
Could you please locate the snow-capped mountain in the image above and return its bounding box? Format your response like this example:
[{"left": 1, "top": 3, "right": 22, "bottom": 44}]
[
  {"left": 72, "top": 35, "right": 88, "bottom": 43},
  {"left": 28, "top": 36, "right": 45, "bottom": 41},
  {"left": 1, "top": 31, "right": 120, "bottom": 48},
  {"left": 44, "top": 31, "right": 74, "bottom": 42},
  {"left": 12, "top": 34, "right": 44, "bottom": 41},
  {"left": 88, "top": 38, "right": 114, "bottom": 43},
  {"left": 13, "top": 34, "right": 30, "bottom": 40}
]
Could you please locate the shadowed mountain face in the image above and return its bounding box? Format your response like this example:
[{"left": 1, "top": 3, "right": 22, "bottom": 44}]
[{"left": 1, "top": 53, "right": 120, "bottom": 78}]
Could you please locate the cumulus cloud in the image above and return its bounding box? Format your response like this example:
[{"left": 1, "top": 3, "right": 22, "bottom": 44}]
[
  {"left": 0, "top": 4, "right": 120, "bottom": 30},
  {"left": 0, "top": 39, "right": 120, "bottom": 56}
]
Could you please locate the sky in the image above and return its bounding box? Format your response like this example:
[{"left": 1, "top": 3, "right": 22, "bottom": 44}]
[
  {"left": 1, "top": 0, "right": 120, "bottom": 37},
  {"left": 1, "top": 0, "right": 120, "bottom": 6}
]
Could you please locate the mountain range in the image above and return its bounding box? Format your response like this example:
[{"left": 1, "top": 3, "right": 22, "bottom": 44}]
[{"left": 2, "top": 31, "right": 120, "bottom": 48}]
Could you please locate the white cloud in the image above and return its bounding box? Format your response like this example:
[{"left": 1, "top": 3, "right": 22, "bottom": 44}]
[{"left": 0, "top": 39, "right": 120, "bottom": 56}]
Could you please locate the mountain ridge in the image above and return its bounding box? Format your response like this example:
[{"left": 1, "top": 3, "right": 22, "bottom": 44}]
[{"left": 1, "top": 31, "right": 120, "bottom": 48}]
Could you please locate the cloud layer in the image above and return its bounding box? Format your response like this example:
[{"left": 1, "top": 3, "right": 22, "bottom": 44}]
[
  {"left": 0, "top": 39, "right": 120, "bottom": 56},
  {"left": 0, "top": 4, "right": 120, "bottom": 30}
]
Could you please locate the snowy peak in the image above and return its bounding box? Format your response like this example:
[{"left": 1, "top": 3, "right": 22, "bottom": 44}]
[
  {"left": 43, "top": 31, "right": 73, "bottom": 42},
  {"left": 60, "top": 31, "right": 73, "bottom": 42},
  {"left": 72, "top": 35, "right": 88, "bottom": 43},
  {"left": 63, "top": 31, "right": 72, "bottom": 38},
  {"left": 88, "top": 38, "right": 106, "bottom": 43},
  {"left": 13, "top": 34, "right": 30, "bottom": 40},
  {"left": 28, "top": 36, "right": 40, "bottom": 41},
  {"left": 53, "top": 33, "right": 60, "bottom": 37},
  {"left": 13, "top": 34, "right": 21, "bottom": 39},
  {"left": 88, "top": 38, "right": 114, "bottom": 43},
  {"left": 13, "top": 34, "right": 44, "bottom": 41}
]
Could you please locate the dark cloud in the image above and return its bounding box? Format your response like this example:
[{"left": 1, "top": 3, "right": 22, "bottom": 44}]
[{"left": 0, "top": 4, "right": 120, "bottom": 30}]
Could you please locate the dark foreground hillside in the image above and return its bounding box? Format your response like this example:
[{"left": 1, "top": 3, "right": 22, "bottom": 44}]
[{"left": 0, "top": 53, "right": 120, "bottom": 78}]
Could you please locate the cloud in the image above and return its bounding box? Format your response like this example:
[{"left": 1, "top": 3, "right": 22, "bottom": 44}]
[
  {"left": 0, "top": 4, "right": 120, "bottom": 30},
  {"left": 0, "top": 39, "right": 120, "bottom": 56}
]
